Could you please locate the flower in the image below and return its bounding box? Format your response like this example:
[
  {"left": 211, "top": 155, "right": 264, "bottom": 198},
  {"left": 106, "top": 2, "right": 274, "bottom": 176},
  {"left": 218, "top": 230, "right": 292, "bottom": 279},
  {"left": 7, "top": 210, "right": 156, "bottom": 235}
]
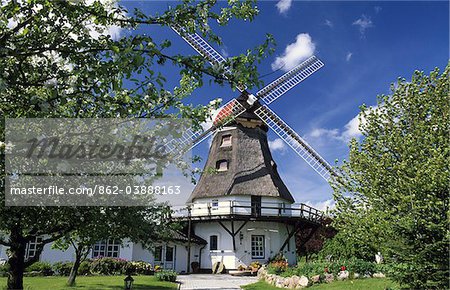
[{"left": 341, "top": 266, "right": 346, "bottom": 271}]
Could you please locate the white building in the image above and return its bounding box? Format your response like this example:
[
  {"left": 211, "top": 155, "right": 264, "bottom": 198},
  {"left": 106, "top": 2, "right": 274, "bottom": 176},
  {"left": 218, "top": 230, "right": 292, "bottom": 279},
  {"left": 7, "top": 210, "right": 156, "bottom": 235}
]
[{"left": 0, "top": 117, "right": 322, "bottom": 273}]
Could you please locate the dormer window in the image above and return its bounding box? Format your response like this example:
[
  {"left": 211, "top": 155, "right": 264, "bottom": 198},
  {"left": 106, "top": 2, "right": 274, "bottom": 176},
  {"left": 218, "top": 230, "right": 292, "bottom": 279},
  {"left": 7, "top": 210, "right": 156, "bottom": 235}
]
[
  {"left": 216, "top": 159, "right": 228, "bottom": 172},
  {"left": 220, "top": 134, "right": 232, "bottom": 147}
]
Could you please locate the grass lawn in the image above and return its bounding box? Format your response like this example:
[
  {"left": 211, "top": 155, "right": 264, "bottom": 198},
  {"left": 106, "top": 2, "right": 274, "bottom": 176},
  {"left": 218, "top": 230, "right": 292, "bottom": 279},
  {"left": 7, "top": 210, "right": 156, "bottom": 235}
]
[
  {"left": 242, "top": 278, "right": 398, "bottom": 290},
  {"left": 0, "top": 275, "right": 178, "bottom": 290}
]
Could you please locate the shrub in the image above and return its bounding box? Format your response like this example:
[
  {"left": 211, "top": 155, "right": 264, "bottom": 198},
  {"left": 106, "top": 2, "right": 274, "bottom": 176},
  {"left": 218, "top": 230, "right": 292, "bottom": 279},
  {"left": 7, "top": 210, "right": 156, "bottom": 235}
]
[
  {"left": 53, "top": 261, "right": 73, "bottom": 276},
  {"left": 90, "top": 257, "right": 128, "bottom": 275},
  {"left": 127, "top": 261, "right": 153, "bottom": 275},
  {"left": 0, "top": 263, "right": 9, "bottom": 277},
  {"left": 347, "top": 258, "right": 376, "bottom": 275},
  {"left": 155, "top": 270, "right": 177, "bottom": 282},
  {"left": 268, "top": 260, "right": 288, "bottom": 275},
  {"left": 78, "top": 260, "right": 92, "bottom": 275},
  {"left": 25, "top": 262, "right": 53, "bottom": 276}
]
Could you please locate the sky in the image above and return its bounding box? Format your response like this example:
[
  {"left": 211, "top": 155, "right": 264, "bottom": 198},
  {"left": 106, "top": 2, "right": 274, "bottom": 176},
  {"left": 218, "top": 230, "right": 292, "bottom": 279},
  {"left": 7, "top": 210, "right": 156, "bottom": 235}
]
[{"left": 121, "top": 1, "right": 449, "bottom": 210}]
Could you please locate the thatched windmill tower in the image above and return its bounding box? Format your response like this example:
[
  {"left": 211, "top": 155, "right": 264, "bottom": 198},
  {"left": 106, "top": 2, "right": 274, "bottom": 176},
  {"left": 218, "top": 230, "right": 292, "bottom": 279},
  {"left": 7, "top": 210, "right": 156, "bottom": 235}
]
[
  {"left": 167, "top": 25, "right": 334, "bottom": 272},
  {"left": 180, "top": 111, "right": 323, "bottom": 272}
]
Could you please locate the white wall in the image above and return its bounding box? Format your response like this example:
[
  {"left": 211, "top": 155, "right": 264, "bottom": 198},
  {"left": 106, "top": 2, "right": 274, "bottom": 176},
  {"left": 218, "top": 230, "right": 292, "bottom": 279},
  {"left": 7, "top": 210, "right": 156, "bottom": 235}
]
[{"left": 194, "top": 220, "right": 297, "bottom": 271}]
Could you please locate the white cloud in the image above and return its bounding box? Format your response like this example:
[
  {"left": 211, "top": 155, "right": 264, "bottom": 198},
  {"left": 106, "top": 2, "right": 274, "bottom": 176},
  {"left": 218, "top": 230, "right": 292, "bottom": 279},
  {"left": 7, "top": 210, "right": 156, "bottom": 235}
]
[
  {"left": 305, "top": 199, "right": 335, "bottom": 212},
  {"left": 324, "top": 19, "right": 334, "bottom": 28},
  {"left": 352, "top": 15, "right": 374, "bottom": 36},
  {"left": 308, "top": 113, "right": 364, "bottom": 143},
  {"left": 276, "top": 0, "right": 293, "bottom": 14},
  {"left": 346, "top": 52, "right": 353, "bottom": 62},
  {"left": 271, "top": 33, "right": 316, "bottom": 71},
  {"left": 268, "top": 138, "right": 287, "bottom": 153}
]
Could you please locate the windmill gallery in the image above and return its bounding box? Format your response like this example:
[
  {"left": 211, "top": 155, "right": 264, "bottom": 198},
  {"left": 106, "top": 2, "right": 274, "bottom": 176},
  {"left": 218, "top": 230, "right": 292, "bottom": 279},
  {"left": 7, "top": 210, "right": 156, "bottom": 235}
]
[{"left": 0, "top": 26, "right": 335, "bottom": 274}]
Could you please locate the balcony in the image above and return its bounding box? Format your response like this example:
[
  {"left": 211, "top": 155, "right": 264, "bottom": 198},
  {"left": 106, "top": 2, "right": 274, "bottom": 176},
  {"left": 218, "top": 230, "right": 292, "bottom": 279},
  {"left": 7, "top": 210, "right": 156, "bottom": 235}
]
[{"left": 171, "top": 201, "right": 323, "bottom": 225}]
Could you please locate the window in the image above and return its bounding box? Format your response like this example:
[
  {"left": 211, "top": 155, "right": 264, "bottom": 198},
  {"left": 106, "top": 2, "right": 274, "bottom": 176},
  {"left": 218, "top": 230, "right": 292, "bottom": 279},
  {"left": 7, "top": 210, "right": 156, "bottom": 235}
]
[
  {"left": 154, "top": 246, "right": 162, "bottom": 261},
  {"left": 211, "top": 199, "right": 218, "bottom": 210},
  {"left": 216, "top": 160, "right": 228, "bottom": 172},
  {"left": 220, "top": 134, "right": 232, "bottom": 147},
  {"left": 251, "top": 235, "right": 265, "bottom": 259},
  {"left": 209, "top": 235, "right": 218, "bottom": 251},
  {"left": 92, "top": 239, "right": 121, "bottom": 258},
  {"left": 165, "top": 246, "right": 174, "bottom": 262},
  {"left": 25, "top": 236, "right": 42, "bottom": 260}
]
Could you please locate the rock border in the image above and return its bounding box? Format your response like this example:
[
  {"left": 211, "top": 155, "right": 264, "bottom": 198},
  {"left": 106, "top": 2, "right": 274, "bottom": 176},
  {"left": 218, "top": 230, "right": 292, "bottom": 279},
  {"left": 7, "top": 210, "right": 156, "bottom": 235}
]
[{"left": 257, "top": 266, "right": 386, "bottom": 289}]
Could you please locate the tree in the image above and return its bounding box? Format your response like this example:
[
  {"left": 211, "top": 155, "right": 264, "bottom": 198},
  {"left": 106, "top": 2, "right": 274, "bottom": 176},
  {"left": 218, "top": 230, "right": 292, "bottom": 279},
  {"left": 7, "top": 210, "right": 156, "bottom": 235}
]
[
  {"left": 0, "top": 0, "right": 272, "bottom": 289},
  {"left": 330, "top": 64, "right": 449, "bottom": 288},
  {"left": 52, "top": 205, "right": 173, "bottom": 286},
  {"left": 296, "top": 217, "right": 336, "bottom": 262}
]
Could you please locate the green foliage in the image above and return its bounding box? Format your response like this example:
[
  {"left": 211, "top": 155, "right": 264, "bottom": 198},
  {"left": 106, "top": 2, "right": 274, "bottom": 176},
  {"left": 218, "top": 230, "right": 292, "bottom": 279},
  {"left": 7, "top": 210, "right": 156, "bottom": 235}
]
[
  {"left": 52, "top": 262, "right": 73, "bottom": 276},
  {"left": 319, "top": 231, "right": 376, "bottom": 261},
  {"left": 89, "top": 257, "right": 129, "bottom": 276},
  {"left": 330, "top": 64, "right": 450, "bottom": 289},
  {"left": 276, "top": 259, "right": 377, "bottom": 278},
  {"left": 25, "top": 262, "right": 53, "bottom": 276},
  {"left": 77, "top": 260, "right": 92, "bottom": 276},
  {"left": 155, "top": 270, "right": 177, "bottom": 282},
  {"left": 267, "top": 261, "right": 289, "bottom": 275}
]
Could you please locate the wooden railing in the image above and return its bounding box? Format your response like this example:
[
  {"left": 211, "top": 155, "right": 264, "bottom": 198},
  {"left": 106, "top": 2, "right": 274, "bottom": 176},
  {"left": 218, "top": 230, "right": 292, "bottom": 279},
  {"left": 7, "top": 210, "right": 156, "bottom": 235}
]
[{"left": 171, "top": 201, "right": 323, "bottom": 222}]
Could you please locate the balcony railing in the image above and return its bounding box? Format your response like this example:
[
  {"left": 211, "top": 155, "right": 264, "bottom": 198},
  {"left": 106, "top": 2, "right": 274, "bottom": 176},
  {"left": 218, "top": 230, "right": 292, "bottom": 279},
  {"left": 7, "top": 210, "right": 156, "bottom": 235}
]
[{"left": 171, "top": 200, "right": 323, "bottom": 223}]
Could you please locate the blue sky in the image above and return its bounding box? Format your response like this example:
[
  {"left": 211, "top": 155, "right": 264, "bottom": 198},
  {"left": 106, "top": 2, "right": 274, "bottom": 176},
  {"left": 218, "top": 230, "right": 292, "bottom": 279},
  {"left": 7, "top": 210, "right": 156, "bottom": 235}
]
[{"left": 122, "top": 1, "right": 449, "bottom": 209}]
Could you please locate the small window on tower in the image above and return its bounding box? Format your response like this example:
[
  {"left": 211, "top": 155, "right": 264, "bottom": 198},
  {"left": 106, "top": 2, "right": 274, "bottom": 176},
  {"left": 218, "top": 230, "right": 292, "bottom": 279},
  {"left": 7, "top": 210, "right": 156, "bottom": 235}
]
[
  {"left": 216, "top": 160, "right": 228, "bottom": 172},
  {"left": 221, "top": 134, "right": 232, "bottom": 147}
]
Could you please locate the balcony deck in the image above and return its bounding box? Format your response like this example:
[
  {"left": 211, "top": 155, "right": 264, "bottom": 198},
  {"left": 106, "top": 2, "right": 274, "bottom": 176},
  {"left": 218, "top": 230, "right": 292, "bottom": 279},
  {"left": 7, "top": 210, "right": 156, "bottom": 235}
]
[{"left": 171, "top": 201, "right": 323, "bottom": 225}]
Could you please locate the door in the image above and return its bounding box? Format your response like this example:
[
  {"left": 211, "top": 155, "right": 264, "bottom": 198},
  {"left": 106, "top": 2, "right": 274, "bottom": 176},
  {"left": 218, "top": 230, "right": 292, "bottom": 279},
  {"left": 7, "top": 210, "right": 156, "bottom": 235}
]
[
  {"left": 164, "top": 246, "right": 175, "bottom": 270},
  {"left": 154, "top": 245, "right": 176, "bottom": 270},
  {"left": 251, "top": 196, "right": 261, "bottom": 217}
]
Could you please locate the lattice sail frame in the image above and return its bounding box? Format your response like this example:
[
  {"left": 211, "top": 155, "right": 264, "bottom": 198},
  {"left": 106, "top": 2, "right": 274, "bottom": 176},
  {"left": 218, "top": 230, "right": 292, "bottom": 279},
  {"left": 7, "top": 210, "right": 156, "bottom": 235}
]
[
  {"left": 256, "top": 56, "right": 324, "bottom": 105},
  {"left": 254, "top": 105, "right": 333, "bottom": 181}
]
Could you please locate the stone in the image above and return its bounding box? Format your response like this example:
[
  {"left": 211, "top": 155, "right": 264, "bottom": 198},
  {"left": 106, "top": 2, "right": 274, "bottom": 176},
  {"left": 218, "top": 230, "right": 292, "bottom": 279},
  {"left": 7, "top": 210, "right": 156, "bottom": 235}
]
[
  {"left": 276, "top": 277, "right": 285, "bottom": 287},
  {"left": 373, "top": 272, "right": 386, "bottom": 278},
  {"left": 284, "top": 277, "right": 291, "bottom": 287},
  {"left": 324, "top": 273, "right": 334, "bottom": 283},
  {"left": 298, "top": 276, "right": 309, "bottom": 287},
  {"left": 311, "top": 275, "right": 321, "bottom": 283},
  {"left": 288, "top": 275, "right": 300, "bottom": 289},
  {"left": 353, "top": 273, "right": 360, "bottom": 279},
  {"left": 337, "top": 270, "right": 349, "bottom": 280}
]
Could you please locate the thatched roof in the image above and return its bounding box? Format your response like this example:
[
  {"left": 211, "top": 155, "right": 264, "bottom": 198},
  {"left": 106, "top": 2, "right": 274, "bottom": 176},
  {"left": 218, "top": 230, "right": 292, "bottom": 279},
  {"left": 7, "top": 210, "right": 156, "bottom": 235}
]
[{"left": 188, "top": 118, "right": 295, "bottom": 203}]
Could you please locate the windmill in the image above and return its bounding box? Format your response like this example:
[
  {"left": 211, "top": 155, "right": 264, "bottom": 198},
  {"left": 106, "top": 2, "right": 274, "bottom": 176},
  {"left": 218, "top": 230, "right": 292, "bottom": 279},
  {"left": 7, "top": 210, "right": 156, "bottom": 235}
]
[{"left": 168, "top": 25, "right": 335, "bottom": 182}]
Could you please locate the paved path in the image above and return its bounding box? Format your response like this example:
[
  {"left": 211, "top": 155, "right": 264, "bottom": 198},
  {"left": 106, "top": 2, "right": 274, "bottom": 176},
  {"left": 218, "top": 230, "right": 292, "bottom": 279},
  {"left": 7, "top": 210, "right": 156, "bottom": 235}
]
[{"left": 177, "top": 274, "right": 258, "bottom": 290}]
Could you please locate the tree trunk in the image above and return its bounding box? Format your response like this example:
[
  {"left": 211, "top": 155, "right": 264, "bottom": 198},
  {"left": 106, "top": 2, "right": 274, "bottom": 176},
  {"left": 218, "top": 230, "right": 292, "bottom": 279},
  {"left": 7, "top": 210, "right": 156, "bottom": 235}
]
[
  {"left": 7, "top": 228, "right": 26, "bottom": 290},
  {"left": 66, "top": 256, "right": 81, "bottom": 286},
  {"left": 66, "top": 243, "right": 88, "bottom": 286}
]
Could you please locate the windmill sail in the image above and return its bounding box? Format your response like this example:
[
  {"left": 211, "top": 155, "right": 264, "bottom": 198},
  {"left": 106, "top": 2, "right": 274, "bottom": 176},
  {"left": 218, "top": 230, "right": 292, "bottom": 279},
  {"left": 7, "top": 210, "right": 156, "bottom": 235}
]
[
  {"left": 254, "top": 105, "right": 334, "bottom": 181},
  {"left": 256, "top": 56, "right": 324, "bottom": 105},
  {"left": 171, "top": 25, "right": 246, "bottom": 92}
]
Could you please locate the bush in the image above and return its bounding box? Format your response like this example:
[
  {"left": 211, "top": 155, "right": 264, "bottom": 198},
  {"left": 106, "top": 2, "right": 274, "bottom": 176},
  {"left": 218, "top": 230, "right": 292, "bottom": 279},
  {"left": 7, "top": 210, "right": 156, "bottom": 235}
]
[
  {"left": 53, "top": 261, "right": 73, "bottom": 276},
  {"left": 277, "top": 259, "right": 379, "bottom": 279},
  {"left": 25, "top": 262, "right": 53, "bottom": 276},
  {"left": 127, "top": 261, "right": 153, "bottom": 275},
  {"left": 0, "top": 263, "right": 9, "bottom": 277},
  {"left": 267, "top": 260, "right": 288, "bottom": 275},
  {"left": 347, "top": 258, "right": 376, "bottom": 275},
  {"left": 90, "top": 257, "right": 128, "bottom": 275},
  {"left": 78, "top": 260, "right": 92, "bottom": 275},
  {"left": 155, "top": 270, "right": 177, "bottom": 282}
]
